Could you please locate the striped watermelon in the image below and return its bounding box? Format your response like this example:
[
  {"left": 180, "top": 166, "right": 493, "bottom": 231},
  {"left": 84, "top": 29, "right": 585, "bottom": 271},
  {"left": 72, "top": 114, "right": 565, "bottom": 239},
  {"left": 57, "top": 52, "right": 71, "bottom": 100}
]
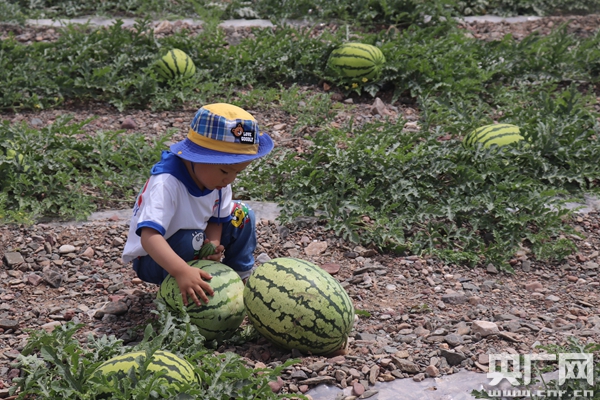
[
  {"left": 243, "top": 258, "right": 354, "bottom": 355},
  {"left": 327, "top": 42, "right": 385, "bottom": 82},
  {"left": 94, "top": 350, "right": 197, "bottom": 390},
  {"left": 463, "top": 123, "right": 524, "bottom": 148},
  {"left": 157, "top": 260, "right": 245, "bottom": 341},
  {"left": 155, "top": 48, "right": 196, "bottom": 80}
]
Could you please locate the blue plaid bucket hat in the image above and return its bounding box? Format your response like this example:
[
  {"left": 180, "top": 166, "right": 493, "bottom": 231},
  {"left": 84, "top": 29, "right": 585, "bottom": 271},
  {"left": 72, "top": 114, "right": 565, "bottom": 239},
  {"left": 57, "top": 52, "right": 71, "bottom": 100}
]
[{"left": 170, "top": 103, "right": 274, "bottom": 164}]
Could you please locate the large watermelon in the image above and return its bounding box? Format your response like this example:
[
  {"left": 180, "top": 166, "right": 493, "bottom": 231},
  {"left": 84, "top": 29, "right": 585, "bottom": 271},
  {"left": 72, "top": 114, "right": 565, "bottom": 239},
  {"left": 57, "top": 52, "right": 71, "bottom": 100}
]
[
  {"left": 243, "top": 258, "right": 355, "bottom": 355},
  {"left": 463, "top": 123, "right": 524, "bottom": 148},
  {"left": 327, "top": 42, "right": 385, "bottom": 82},
  {"left": 157, "top": 260, "right": 246, "bottom": 341},
  {"left": 94, "top": 350, "right": 197, "bottom": 390}
]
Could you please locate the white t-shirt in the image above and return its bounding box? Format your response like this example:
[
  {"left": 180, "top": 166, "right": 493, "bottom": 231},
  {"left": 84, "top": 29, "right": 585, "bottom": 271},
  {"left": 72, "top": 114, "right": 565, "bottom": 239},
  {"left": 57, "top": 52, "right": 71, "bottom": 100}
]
[{"left": 122, "top": 151, "right": 232, "bottom": 264}]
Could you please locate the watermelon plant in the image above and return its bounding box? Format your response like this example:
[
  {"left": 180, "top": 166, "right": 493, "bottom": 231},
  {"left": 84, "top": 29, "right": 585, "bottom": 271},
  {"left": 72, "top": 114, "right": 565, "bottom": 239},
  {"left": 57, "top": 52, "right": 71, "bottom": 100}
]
[{"left": 10, "top": 302, "right": 300, "bottom": 399}]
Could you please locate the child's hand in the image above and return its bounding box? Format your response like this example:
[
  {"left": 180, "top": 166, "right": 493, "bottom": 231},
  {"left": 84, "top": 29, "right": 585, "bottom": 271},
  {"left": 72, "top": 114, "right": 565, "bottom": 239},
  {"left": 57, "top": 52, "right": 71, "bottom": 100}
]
[
  {"left": 201, "top": 240, "right": 225, "bottom": 262},
  {"left": 174, "top": 265, "right": 214, "bottom": 306}
]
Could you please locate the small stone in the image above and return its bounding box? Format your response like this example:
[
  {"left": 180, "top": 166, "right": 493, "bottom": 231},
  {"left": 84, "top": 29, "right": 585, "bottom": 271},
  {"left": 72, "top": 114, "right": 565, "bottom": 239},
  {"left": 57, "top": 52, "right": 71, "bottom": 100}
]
[
  {"left": 321, "top": 263, "right": 341, "bottom": 275},
  {"left": 441, "top": 292, "right": 466, "bottom": 304},
  {"left": 486, "top": 264, "right": 498, "bottom": 274},
  {"left": 42, "top": 266, "right": 63, "bottom": 288},
  {"left": 95, "top": 301, "right": 128, "bottom": 318},
  {"left": 525, "top": 281, "right": 543, "bottom": 291},
  {"left": 41, "top": 321, "right": 62, "bottom": 332},
  {"left": 352, "top": 382, "right": 365, "bottom": 396},
  {"left": 81, "top": 247, "right": 94, "bottom": 258},
  {"left": 58, "top": 244, "right": 76, "bottom": 254},
  {"left": 304, "top": 241, "right": 327, "bottom": 256},
  {"left": 444, "top": 334, "right": 462, "bottom": 347},
  {"left": 0, "top": 319, "right": 19, "bottom": 330},
  {"left": 425, "top": 365, "right": 439, "bottom": 377},
  {"left": 290, "top": 369, "right": 309, "bottom": 380},
  {"left": 471, "top": 320, "right": 499, "bottom": 337},
  {"left": 440, "top": 349, "right": 466, "bottom": 366},
  {"left": 256, "top": 253, "right": 271, "bottom": 264},
  {"left": 26, "top": 273, "right": 44, "bottom": 286},
  {"left": 468, "top": 296, "right": 482, "bottom": 305},
  {"left": 268, "top": 376, "right": 284, "bottom": 393},
  {"left": 120, "top": 117, "right": 137, "bottom": 129},
  {"left": 3, "top": 252, "right": 24, "bottom": 267},
  {"left": 413, "top": 373, "right": 425, "bottom": 382}
]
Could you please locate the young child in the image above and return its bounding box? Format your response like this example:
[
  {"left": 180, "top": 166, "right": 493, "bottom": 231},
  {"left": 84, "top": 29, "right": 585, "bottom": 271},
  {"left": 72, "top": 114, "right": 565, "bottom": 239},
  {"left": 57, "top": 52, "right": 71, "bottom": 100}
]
[{"left": 122, "top": 103, "right": 274, "bottom": 307}]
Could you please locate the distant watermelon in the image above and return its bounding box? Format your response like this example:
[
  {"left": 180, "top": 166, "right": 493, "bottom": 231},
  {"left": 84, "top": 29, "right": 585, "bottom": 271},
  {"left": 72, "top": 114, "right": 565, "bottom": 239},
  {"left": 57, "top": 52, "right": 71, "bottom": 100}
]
[
  {"left": 327, "top": 42, "right": 385, "bottom": 82},
  {"left": 158, "top": 260, "right": 245, "bottom": 341},
  {"left": 94, "top": 350, "right": 197, "bottom": 390},
  {"left": 463, "top": 123, "right": 524, "bottom": 148},
  {"left": 243, "top": 258, "right": 354, "bottom": 355},
  {"left": 155, "top": 49, "right": 196, "bottom": 80}
]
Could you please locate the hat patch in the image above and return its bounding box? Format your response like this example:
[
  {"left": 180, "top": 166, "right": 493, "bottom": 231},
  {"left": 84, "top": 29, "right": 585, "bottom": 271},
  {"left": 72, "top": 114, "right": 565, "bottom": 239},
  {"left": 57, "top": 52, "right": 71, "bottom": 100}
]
[{"left": 231, "top": 123, "right": 256, "bottom": 145}]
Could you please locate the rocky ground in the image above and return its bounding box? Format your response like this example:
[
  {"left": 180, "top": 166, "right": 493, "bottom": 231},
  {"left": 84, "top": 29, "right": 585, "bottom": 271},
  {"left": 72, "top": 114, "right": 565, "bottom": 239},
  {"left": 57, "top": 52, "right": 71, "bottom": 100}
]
[{"left": 1, "top": 13, "right": 600, "bottom": 400}]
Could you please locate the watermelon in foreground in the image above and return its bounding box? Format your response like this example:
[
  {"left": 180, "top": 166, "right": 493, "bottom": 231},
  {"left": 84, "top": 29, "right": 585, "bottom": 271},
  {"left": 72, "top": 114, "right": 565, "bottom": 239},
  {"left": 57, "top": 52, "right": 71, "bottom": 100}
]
[
  {"left": 463, "top": 123, "right": 524, "bottom": 148},
  {"left": 243, "top": 258, "right": 355, "bottom": 355},
  {"left": 93, "top": 350, "right": 197, "bottom": 390},
  {"left": 327, "top": 42, "right": 385, "bottom": 82},
  {"left": 158, "top": 260, "right": 246, "bottom": 341}
]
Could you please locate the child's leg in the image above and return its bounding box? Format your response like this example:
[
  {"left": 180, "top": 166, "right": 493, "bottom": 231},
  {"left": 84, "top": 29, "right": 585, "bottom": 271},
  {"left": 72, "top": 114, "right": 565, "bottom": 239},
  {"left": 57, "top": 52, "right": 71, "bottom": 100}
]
[
  {"left": 132, "top": 229, "right": 206, "bottom": 285},
  {"left": 220, "top": 201, "right": 257, "bottom": 280}
]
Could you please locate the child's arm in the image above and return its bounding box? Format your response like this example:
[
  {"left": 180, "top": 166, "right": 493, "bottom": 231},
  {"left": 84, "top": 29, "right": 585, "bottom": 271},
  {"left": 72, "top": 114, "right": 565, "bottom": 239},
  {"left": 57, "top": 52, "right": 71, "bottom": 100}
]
[
  {"left": 203, "top": 221, "right": 225, "bottom": 261},
  {"left": 140, "top": 227, "right": 214, "bottom": 306}
]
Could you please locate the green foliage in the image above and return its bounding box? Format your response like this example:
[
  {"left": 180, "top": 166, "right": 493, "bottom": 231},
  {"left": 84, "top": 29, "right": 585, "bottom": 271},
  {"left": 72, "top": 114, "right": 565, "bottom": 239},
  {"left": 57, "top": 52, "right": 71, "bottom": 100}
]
[
  {"left": 0, "top": 0, "right": 27, "bottom": 24},
  {"left": 5, "top": 0, "right": 600, "bottom": 25},
  {"left": 0, "top": 115, "right": 168, "bottom": 222},
  {"left": 243, "top": 87, "right": 598, "bottom": 269},
  {"left": 10, "top": 302, "right": 301, "bottom": 399}
]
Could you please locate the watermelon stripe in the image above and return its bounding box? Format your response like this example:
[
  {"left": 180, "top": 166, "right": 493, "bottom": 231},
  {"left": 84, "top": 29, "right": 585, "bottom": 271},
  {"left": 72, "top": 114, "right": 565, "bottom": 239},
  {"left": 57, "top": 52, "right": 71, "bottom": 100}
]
[
  {"left": 170, "top": 50, "right": 182, "bottom": 75},
  {"left": 329, "top": 53, "right": 376, "bottom": 63},
  {"left": 339, "top": 43, "right": 378, "bottom": 59},
  {"left": 476, "top": 125, "right": 517, "bottom": 140},
  {"left": 149, "top": 352, "right": 194, "bottom": 382},
  {"left": 328, "top": 61, "right": 376, "bottom": 71},
  {"left": 479, "top": 132, "right": 523, "bottom": 147},
  {"left": 157, "top": 59, "right": 176, "bottom": 78}
]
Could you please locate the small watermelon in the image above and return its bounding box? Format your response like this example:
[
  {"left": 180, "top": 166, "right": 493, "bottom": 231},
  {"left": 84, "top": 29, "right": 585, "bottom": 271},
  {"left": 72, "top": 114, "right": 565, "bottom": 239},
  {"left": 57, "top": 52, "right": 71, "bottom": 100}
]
[
  {"left": 327, "top": 42, "right": 385, "bottom": 82},
  {"left": 463, "top": 123, "right": 524, "bottom": 148},
  {"left": 158, "top": 260, "right": 245, "bottom": 341},
  {"left": 94, "top": 350, "right": 197, "bottom": 391},
  {"left": 155, "top": 49, "right": 196, "bottom": 80},
  {"left": 243, "top": 258, "right": 355, "bottom": 355}
]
